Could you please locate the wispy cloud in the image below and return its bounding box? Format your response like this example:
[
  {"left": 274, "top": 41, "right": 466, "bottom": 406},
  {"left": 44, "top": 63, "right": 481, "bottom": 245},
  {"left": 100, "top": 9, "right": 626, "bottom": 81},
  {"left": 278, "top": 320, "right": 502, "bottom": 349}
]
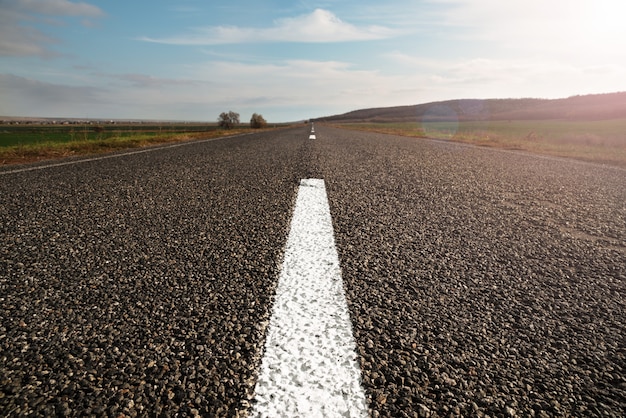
[
  {"left": 385, "top": 51, "right": 625, "bottom": 100},
  {"left": 0, "top": 71, "right": 206, "bottom": 119},
  {"left": 184, "top": 59, "right": 410, "bottom": 113},
  {"left": 0, "top": 19, "right": 56, "bottom": 57},
  {"left": 139, "top": 8, "right": 398, "bottom": 45},
  {"left": 0, "top": 0, "right": 105, "bottom": 57},
  {"left": 0, "top": 73, "right": 102, "bottom": 115},
  {"left": 101, "top": 73, "right": 199, "bottom": 88},
  {"left": 0, "top": 58, "right": 407, "bottom": 119},
  {"left": 429, "top": 0, "right": 625, "bottom": 58},
  {"left": 13, "top": 0, "right": 104, "bottom": 17}
]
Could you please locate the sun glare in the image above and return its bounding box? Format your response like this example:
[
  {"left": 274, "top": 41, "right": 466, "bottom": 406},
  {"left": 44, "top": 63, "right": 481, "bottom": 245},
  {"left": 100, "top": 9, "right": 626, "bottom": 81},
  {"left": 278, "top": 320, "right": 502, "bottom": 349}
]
[{"left": 572, "top": 1, "right": 625, "bottom": 52}]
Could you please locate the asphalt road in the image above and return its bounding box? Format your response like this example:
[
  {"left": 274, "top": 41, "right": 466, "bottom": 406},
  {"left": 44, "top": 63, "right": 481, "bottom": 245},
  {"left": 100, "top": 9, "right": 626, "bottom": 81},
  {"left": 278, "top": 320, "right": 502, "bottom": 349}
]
[{"left": 1, "top": 125, "right": 624, "bottom": 417}]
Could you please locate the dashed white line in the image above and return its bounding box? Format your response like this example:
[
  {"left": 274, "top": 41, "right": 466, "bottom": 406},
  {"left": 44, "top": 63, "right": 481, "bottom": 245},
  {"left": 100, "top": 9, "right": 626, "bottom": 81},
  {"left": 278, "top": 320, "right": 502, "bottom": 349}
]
[
  {"left": 309, "top": 134, "right": 316, "bottom": 139},
  {"left": 251, "top": 178, "right": 368, "bottom": 418}
]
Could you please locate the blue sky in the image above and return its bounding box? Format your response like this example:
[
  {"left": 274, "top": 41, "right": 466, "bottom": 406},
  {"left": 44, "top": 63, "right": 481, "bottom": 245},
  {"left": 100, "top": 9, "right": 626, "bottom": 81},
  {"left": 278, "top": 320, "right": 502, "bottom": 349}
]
[{"left": 1, "top": 0, "right": 625, "bottom": 122}]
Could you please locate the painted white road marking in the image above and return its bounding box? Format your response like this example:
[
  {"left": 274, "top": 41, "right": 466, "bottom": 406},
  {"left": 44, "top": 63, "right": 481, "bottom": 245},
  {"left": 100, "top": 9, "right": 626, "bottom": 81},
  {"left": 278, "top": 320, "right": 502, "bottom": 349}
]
[
  {"left": 251, "top": 178, "right": 368, "bottom": 418},
  {"left": 309, "top": 134, "right": 316, "bottom": 139}
]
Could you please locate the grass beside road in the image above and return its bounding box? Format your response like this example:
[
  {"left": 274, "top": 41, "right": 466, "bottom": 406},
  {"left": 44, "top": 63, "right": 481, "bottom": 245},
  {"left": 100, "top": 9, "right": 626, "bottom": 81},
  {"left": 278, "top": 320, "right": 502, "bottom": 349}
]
[
  {"left": 0, "top": 125, "right": 258, "bottom": 165},
  {"left": 335, "top": 119, "right": 626, "bottom": 168}
]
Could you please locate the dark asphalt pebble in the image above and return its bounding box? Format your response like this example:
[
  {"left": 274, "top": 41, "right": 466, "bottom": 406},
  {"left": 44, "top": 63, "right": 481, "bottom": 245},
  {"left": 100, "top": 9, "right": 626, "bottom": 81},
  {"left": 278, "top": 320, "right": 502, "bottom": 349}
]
[
  {"left": 317, "top": 126, "right": 625, "bottom": 417},
  {"left": 1, "top": 125, "right": 624, "bottom": 417},
  {"left": 1, "top": 128, "right": 310, "bottom": 416}
]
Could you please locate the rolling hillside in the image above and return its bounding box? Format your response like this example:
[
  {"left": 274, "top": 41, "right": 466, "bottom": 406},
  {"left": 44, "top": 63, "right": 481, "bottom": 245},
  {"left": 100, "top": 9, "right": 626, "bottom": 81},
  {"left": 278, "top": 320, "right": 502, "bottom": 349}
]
[{"left": 315, "top": 92, "right": 626, "bottom": 123}]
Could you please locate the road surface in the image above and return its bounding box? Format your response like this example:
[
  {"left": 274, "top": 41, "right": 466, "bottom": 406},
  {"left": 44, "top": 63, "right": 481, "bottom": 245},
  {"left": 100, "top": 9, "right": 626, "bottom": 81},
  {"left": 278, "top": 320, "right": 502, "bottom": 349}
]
[{"left": 1, "top": 125, "right": 624, "bottom": 416}]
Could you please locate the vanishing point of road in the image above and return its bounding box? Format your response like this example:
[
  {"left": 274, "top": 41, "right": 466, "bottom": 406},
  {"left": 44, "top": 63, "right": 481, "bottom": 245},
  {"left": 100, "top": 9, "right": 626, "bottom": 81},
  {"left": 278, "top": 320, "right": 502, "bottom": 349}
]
[{"left": 1, "top": 125, "right": 624, "bottom": 416}]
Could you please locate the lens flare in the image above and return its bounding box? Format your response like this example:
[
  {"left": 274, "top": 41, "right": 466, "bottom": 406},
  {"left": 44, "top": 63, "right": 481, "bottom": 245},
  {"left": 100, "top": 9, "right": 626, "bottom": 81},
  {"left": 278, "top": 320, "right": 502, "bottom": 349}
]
[{"left": 421, "top": 104, "right": 459, "bottom": 138}]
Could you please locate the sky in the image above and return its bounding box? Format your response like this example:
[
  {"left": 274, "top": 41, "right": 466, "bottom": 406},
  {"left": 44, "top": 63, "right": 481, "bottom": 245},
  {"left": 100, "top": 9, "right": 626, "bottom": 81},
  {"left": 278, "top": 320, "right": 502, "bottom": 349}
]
[{"left": 1, "top": 0, "right": 625, "bottom": 122}]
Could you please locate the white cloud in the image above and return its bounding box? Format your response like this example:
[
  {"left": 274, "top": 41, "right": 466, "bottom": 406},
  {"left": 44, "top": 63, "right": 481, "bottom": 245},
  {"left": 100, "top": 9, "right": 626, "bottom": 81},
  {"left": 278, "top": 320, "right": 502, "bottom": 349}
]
[
  {"left": 4, "top": 45, "right": 624, "bottom": 121},
  {"left": 139, "top": 8, "right": 398, "bottom": 45},
  {"left": 0, "top": 0, "right": 104, "bottom": 57},
  {"left": 0, "top": 19, "right": 55, "bottom": 57},
  {"left": 0, "top": 57, "right": 411, "bottom": 120},
  {"left": 382, "top": 0, "right": 626, "bottom": 101},
  {"left": 100, "top": 73, "right": 200, "bottom": 88},
  {"left": 0, "top": 73, "right": 103, "bottom": 115},
  {"left": 430, "top": 0, "right": 626, "bottom": 59},
  {"left": 0, "top": 71, "right": 213, "bottom": 119},
  {"left": 385, "top": 51, "right": 626, "bottom": 101},
  {"left": 187, "top": 60, "right": 395, "bottom": 104},
  {"left": 12, "top": 0, "right": 104, "bottom": 17}
]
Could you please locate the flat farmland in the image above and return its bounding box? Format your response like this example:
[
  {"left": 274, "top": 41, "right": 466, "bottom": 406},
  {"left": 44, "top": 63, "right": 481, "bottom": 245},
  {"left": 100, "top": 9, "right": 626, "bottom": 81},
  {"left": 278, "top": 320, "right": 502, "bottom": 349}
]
[
  {"left": 337, "top": 119, "right": 626, "bottom": 168},
  {"left": 0, "top": 123, "right": 229, "bottom": 146},
  {"left": 0, "top": 123, "right": 258, "bottom": 165}
]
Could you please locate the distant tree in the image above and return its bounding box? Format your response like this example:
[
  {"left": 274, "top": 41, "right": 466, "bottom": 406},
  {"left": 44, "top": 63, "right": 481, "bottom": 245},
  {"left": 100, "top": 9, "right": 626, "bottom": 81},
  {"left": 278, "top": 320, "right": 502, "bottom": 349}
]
[
  {"left": 218, "top": 111, "right": 240, "bottom": 129},
  {"left": 249, "top": 113, "right": 267, "bottom": 129}
]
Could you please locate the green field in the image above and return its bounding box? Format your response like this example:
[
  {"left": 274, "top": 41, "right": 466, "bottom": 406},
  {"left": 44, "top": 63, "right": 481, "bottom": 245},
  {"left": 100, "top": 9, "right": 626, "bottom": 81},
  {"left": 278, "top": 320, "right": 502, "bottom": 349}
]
[
  {"left": 338, "top": 119, "right": 626, "bottom": 168},
  {"left": 0, "top": 123, "right": 259, "bottom": 165},
  {"left": 0, "top": 123, "right": 223, "bottom": 147}
]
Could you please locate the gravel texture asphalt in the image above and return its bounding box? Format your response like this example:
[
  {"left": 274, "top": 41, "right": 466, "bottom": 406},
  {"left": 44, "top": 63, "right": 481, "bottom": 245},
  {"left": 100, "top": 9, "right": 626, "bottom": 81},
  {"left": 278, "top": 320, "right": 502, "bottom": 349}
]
[
  {"left": 316, "top": 126, "right": 625, "bottom": 417},
  {"left": 1, "top": 129, "right": 307, "bottom": 416},
  {"left": 1, "top": 125, "right": 625, "bottom": 417}
]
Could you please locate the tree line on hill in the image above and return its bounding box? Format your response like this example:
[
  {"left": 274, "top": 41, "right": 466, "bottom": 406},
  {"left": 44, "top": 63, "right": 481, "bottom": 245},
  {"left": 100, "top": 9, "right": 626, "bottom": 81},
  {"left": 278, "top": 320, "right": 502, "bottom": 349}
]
[{"left": 314, "top": 92, "right": 626, "bottom": 123}]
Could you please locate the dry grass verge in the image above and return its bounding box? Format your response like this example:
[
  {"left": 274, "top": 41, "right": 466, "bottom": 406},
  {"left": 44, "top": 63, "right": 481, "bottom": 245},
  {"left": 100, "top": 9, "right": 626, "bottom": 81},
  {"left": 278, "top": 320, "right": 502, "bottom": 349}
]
[
  {"left": 0, "top": 129, "right": 252, "bottom": 166},
  {"left": 333, "top": 120, "right": 626, "bottom": 169}
]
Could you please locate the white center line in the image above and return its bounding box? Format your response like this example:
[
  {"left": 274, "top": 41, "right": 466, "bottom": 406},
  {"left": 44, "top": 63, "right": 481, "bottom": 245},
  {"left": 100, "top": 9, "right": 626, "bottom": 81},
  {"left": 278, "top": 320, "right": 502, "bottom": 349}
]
[{"left": 251, "top": 179, "right": 368, "bottom": 418}]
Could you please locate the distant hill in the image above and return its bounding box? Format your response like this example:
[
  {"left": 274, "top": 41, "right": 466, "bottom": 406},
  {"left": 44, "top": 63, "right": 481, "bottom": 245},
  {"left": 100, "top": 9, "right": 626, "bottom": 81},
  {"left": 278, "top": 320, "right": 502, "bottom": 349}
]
[{"left": 315, "top": 92, "right": 626, "bottom": 123}]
